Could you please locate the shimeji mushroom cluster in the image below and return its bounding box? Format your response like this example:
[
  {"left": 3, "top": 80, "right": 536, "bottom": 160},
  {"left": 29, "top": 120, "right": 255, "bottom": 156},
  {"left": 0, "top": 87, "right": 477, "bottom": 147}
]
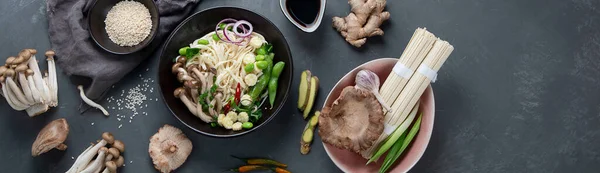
[
  {"left": 0, "top": 49, "right": 58, "bottom": 116},
  {"left": 67, "top": 132, "right": 125, "bottom": 173},
  {"left": 171, "top": 57, "right": 220, "bottom": 123}
]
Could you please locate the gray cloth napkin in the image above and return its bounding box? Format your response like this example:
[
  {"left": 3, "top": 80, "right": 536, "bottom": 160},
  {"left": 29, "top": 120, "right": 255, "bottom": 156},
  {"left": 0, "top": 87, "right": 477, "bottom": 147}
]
[{"left": 46, "top": 0, "right": 199, "bottom": 112}]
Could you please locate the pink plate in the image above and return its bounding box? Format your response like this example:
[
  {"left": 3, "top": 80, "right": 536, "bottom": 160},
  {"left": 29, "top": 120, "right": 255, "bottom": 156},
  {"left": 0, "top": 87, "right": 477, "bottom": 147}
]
[{"left": 322, "top": 58, "right": 435, "bottom": 173}]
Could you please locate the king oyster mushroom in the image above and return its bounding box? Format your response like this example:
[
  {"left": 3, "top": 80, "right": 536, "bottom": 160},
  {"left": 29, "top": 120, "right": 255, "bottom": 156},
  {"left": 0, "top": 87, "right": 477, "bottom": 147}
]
[
  {"left": 149, "top": 125, "right": 193, "bottom": 173},
  {"left": 318, "top": 86, "right": 385, "bottom": 155},
  {"left": 31, "top": 118, "right": 69, "bottom": 156}
]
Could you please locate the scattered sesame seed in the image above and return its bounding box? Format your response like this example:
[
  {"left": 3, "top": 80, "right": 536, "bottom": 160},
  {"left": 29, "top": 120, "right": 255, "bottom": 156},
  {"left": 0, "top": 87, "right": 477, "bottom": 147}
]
[
  {"left": 71, "top": 156, "right": 75, "bottom": 160},
  {"left": 118, "top": 124, "right": 122, "bottom": 128},
  {"left": 91, "top": 122, "right": 94, "bottom": 126}
]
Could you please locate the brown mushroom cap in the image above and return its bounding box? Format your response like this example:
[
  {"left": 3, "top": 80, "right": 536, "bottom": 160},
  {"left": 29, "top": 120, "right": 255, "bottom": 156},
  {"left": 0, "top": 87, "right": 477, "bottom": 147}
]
[
  {"left": 148, "top": 124, "right": 192, "bottom": 173},
  {"left": 13, "top": 56, "right": 26, "bottom": 65},
  {"left": 4, "top": 69, "right": 15, "bottom": 78},
  {"left": 183, "top": 80, "right": 198, "bottom": 89},
  {"left": 102, "top": 132, "right": 115, "bottom": 144},
  {"left": 105, "top": 161, "right": 117, "bottom": 172},
  {"left": 15, "top": 64, "right": 28, "bottom": 73},
  {"left": 18, "top": 50, "right": 31, "bottom": 59},
  {"left": 27, "top": 49, "right": 37, "bottom": 54},
  {"left": 5, "top": 57, "right": 16, "bottom": 65},
  {"left": 0, "top": 66, "right": 7, "bottom": 76},
  {"left": 318, "top": 86, "right": 384, "bottom": 155},
  {"left": 176, "top": 57, "right": 186, "bottom": 64},
  {"left": 113, "top": 140, "right": 125, "bottom": 153},
  {"left": 45, "top": 50, "right": 55, "bottom": 57},
  {"left": 31, "top": 118, "right": 70, "bottom": 156},
  {"left": 115, "top": 156, "right": 125, "bottom": 167},
  {"left": 108, "top": 147, "right": 120, "bottom": 158},
  {"left": 174, "top": 88, "right": 185, "bottom": 98},
  {"left": 25, "top": 69, "right": 34, "bottom": 76},
  {"left": 172, "top": 63, "right": 183, "bottom": 74}
]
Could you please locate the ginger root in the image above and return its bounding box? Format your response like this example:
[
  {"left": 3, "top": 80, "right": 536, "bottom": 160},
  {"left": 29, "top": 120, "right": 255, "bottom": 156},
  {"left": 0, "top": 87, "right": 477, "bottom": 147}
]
[{"left": 333, "top": 0, "right": 390, "bottom": 48}]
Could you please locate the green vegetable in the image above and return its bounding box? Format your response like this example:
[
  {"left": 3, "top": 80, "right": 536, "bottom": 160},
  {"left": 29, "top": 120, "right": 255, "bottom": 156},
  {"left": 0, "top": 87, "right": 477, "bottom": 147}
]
[
  {"left": 266, "top": 53, "right": 275, "bottom": 61},
  {"left": 249, "top": 60, "right": 273, "bottom": 100},
  {"left": 197, "top": 39, "right": 209, "bottom": 45},
  {"left": 212, "top": 34, "right": 220, "bottom": 41},
  {"left": 255, "top": 43, "right": 272, "bottom": 55},
  {"left": 249, "top": 110, "right": 262, "bottom": 123},
  {"left": 255, "top": 48, "right": 267, "bottom": 55},
  {"left": 268, "top": 62, "right": 285, "bottom": 107},
  {"left": 379, "top": 114, "right": 422, "bottom": 173},
  {"left": 244, "top": 64, "right": 255, "bottom": 73},
  {"left": 219, "top": 23, "right": 226, "bottom": 30},
  {"left": 210, "top": 122, "right": 218, "bottom": 128},
  {"left": 255, "top": 55, "right": 265, "bottom": 61},
  {"left": 255, "top": 61, "right": 268, "bottom": 69},
  {"left": 271, "top": 62, "right": 285, "bottom": 78},
  {"left": 242, "top": 122, "right": 253, "bottom": 129},
  {"left": 185, "top": 48, "right": 200, "bottom": 60},
  {"left": 368, "top": 104, "right": 420, "bottom": 164},
  {"left": 178, "top": 47, "right": 189, "bottom": 56}
]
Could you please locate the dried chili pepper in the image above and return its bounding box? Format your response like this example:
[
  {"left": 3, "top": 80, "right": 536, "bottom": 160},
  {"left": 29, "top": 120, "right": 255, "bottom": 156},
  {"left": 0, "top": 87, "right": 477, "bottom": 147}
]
[
  {"left": 229, "top": 165, "right": 269, "bottom": 172},
  {"left": 231, "top": 155, "right": 287, "bottom": 168}
]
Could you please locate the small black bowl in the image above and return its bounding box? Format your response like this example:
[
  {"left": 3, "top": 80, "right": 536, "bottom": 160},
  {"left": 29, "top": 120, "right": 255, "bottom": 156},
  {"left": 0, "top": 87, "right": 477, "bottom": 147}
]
[
  {"left": 88, "top": 0, "right": 159, "bottom": 54},
  {"left": 158, "top": 7, "right": 294, "bottom": 137}
]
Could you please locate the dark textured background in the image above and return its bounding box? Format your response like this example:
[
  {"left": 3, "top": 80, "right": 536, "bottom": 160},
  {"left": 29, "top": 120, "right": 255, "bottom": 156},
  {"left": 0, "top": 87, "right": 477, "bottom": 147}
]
[{"left": 1, "top": 0, "right": 599, "bottom": 172}]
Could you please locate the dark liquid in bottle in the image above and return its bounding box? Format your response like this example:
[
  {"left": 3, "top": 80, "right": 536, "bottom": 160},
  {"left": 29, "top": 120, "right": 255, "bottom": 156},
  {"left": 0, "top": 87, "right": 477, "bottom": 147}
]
[{"left": 286, "top": 0, "right": 321, "bottom": 27}]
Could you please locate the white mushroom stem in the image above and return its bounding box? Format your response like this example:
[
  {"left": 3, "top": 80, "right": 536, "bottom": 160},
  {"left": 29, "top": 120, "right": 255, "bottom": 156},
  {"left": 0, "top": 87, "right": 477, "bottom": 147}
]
[
  {"left": 46, "top": 54, "right": 58, "bottom": 106},
  {"left": 25, "top": 103, "right": 49, "bottom": 117},
  {"left": 77, "top": 85, "right": 109, "bottom": 116},
  {"left": 196, "top": 101, "right": 213, "bottom": 123},
  {"left": 101, "top": 168, "right": 110, "bottom": 173},
  {"left": 66, "top": 140, "right": 107, "bottom": 173},
  {"left": 28, "top": 57, "right": 51, "bottom": 103},
  {"left": 1, "top": 82, "right": 28, "bottom": 110},
  {"left": 26, "top": 74, "right": 42, "bottom": 103},
  {"left": 80, "top": 149, "right": 107, "bottom": 173},
  {"left": 17, "top": 72, "right": 34, "bottom": 103},
  {"left": 6, "top": 76, "right": 32, "bottom": 106}
]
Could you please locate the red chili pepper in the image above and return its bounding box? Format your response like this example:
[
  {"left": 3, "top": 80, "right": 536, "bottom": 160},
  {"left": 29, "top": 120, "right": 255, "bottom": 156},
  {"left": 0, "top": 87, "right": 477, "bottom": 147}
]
[
  {"left": 273, "top": 167, "right": 292, "bottom": 173},
  {"left": 235, "top": 83, "right": 241, "bottom": 104},
  {"left": 230, "top": 165, "right": 269, "bottom": 172},
  {"left": 224, "top": 103, "right": 231, "bottom": 113}
]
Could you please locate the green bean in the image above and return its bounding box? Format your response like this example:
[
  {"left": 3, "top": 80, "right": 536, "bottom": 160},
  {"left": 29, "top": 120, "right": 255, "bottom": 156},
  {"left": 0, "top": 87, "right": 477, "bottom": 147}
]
[
  {"left": 242, "top": 122, "right": 253, "bottom": 129},
  {"left": 268, "top": 62, "right": 285, "bottom": 107},
  {"left": 197, "top": 39, "right": 209, "bottom": 45},
  {"left": 212, "top": 34, "right": 220, "bottom": 41},
  {"left": 244, "top": 64, "right": 254, "bottom": 72},
  {"left": 271, "top": 62, "right": 285, "bottom": 78},
  {"left": 255, "top": 61, "right": 268, "bottom": 70},
  {"left": 249, "top": 61, "right": 273, "bottom": 100},
  {"left": 179, "top": 46, "right": 189, "bottom": 56},
  {"left": 255, "top": 55, "right": 265, "bottom": 61},
  {"left": 266, "top": 53, "right": 275, "bottom": 61}
]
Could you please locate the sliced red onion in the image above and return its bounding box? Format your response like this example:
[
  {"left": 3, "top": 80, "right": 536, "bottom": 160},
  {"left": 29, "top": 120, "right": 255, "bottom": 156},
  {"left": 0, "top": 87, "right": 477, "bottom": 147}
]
[
  {"left": 233, "top": 20, "right": 253, "bottom": 37},
  {"left": 215, "top": 18, "right": 238, "bottom": 41},
  {"left": 223, "top": 23, "right": 243, "bottom": 43}
]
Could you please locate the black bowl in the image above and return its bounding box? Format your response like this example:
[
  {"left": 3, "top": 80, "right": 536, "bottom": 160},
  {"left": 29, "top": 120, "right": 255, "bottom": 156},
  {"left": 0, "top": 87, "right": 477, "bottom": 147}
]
[
  {"left": 158, "top": 7, "right": 293, "bottom": 137},
  {"left": 88, "top": 0, "right": 159, "bottom": 54}
]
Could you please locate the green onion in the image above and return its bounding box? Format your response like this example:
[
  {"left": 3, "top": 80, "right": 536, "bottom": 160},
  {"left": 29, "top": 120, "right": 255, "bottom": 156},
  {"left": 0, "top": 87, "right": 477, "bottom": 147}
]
[
  {"left": 367, "top": 103, "right": 420, "bottom": 164},
  {"left": 255, "top": 55, "right": 265, "bottom": 61},
  {"left": 379, "top": 113, "right": 422, "bottom": 173},
  {"left": 218, "top": 23, "right": 226, "bottom": 30},
  {"left": 212, "top": 34, "right": 220, "bottom": 41}
]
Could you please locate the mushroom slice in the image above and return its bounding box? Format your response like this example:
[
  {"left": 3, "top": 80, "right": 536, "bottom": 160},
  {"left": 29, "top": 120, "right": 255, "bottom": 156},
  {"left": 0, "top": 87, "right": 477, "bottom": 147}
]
[
  {"left": 31, "top": 118, "right": 69, "bottom": 156},
  {"left": 149, "top": 125, "right": 193, "bottom": 173},
  {"left": 318, "top": 86, "right": 385, "bottom": 154}
]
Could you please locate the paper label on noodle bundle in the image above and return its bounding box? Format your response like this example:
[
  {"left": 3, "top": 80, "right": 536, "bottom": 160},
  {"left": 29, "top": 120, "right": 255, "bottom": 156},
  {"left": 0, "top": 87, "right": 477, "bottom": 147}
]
[
  {"left": 393, "top": 63, "right": 413, "bottom": 79},
  {"left": 417, "top": 64, "right": 438, "bottom": 83}
]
